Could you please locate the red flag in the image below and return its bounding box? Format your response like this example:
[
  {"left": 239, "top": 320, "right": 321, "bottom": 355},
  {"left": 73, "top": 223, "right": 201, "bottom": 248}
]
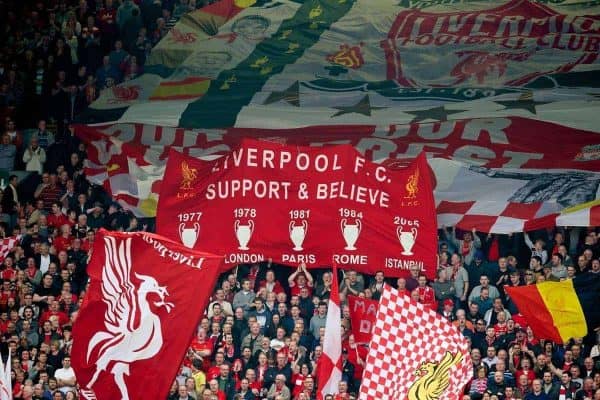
[
  {"left": 347, "top": 295, "right": 378, "bottom": 344},
  {"left": 359, "top": 284, "right": 472, "bottom": 400},
  {"left": 157, "top": 142, "right": 438, "bottom": 279},
  {"left": 316, "top": 264, "right": 342, "bottom": 399},
  {"left": 71, "top": 229, "right": 224, "bottom": 400}
]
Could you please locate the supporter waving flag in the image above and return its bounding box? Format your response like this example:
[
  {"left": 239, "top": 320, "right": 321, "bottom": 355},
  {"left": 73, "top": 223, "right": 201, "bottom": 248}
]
[
  {"left": 71, "top": 229, "right": 224, "bottom": 400},
  {"left": 316, "top": 264, "right": 342, "bottom": 400}
]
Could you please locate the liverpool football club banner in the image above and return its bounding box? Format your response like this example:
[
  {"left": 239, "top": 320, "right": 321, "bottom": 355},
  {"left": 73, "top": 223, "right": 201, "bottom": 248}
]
[
  {"left": 156, "top": 140, "right": 438, "bottom": 278},
  {"left": 71, "top": 229, "right": 224, "bottom": 400}
]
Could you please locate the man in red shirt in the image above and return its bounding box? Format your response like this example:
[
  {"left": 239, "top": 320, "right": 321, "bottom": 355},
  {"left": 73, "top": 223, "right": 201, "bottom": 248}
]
[
  {"left": 288, "top": 264, "right": 314, "bottom": 297},
  {"left": 208, "top": 379, "right": 226, "bottom": 400},
  {"left": 47, "top": 202, "right": 68, "bottom": 231},
  {"left": 53, "top": 225, "right": 73, "bottom": 254},
  {"left": 40, "top": 300, "right": 69, "bottom": 327},
  {"left": 415, "top": 275, "right": 437, "bottom": 310},
  {"left": 0, "top": 256, "right": 17, "bottom": 282},
  {"left": 35, "top": 174, "right": 62, "bottom": 212},
  {"left": 334, "top": 381, "right": 350, "bottom": 400},
  {"left": 190, "top": 327, "right": 213, "bottom": 372},
  {"left": 258, "top": 270, "right": 285, "bottom": 296}
]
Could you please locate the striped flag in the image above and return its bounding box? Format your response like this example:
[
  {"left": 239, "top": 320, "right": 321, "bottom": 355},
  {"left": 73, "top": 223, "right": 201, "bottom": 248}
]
[
  {"left": 316, "top": 264, "right": 342, "bottom": 399},
  {"left": 0, "top": 237, "right": 19, "bottom": 264},
  {"left": 0, "top": 349, "right": 12, "bottom": 400}
]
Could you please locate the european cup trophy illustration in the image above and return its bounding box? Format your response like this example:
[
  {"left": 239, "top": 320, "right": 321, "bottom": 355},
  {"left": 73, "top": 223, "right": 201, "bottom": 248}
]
[
  {"left": 341, "top": 218, "right": 361, "bottom": 251},
  {"left": 235, "top": 220, "right": 254, "bottom": 250},
  {"left": 179, "top": 223, "right": 200, "bottom": 248},
  {"left": 289, "top": 220, "right": 308, "bottom": 251},
  {"left": 397, "top": 226, "right": 417, "bottom": 256}
]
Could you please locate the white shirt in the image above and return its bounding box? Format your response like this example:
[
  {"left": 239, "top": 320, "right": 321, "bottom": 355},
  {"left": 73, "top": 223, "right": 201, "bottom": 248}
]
[{"left": 54, "top": 366, "right": 76, "bottom": 394}]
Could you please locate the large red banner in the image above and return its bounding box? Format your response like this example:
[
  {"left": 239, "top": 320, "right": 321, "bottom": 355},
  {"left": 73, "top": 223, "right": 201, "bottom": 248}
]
[
  {"left": 71, "top": 229, "right": 224, "bottom": 400},
  {"left": 156, "top": 139, "right": 438, "bottom": 278}
]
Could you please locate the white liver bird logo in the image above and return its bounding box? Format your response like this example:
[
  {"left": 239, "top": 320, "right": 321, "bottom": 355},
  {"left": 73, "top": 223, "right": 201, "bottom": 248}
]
[{"left": 85, "top": 236, "right": 174, "bottom": 400}]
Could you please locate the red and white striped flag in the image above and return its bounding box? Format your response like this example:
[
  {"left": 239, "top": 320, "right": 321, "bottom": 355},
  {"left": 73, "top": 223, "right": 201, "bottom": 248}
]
[
  {"left": 316, "top": 264, "right": 342, "bottom": 399},
  {"left": 359, "top": 284, "right": 472, "bottom": 400},
  {"left": 0, "top": 237, "right": 19, "bottom": 264},
  {"left": 0, "top": 349, "right": 12, "bottom": 400}
]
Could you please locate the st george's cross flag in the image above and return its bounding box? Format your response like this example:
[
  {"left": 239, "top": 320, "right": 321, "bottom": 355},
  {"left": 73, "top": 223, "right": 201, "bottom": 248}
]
[
  {"left": 316, "top": 264, "right": 342, "bottom": 399},
  {"left": 359, "top": 284, "right": 472, "bottom": 400}
]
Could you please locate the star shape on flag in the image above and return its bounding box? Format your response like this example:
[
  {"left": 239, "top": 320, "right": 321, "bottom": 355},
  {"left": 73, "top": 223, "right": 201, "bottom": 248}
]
[
  {"left": 405, "top": 106, "right": 466, "bottom": 123},
  {"left": 263, "top": 81, "right": 301, "bottom": 107},
  {"left": 331, "top": 94, "right": 387, "bottom": 117},
  {"left": 494, "top": 91, "right": 550, "bottom": 114}
]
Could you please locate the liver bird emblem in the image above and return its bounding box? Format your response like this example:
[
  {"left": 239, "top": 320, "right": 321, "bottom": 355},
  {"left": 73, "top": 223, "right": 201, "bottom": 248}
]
[
  {"left": 405, "top": 168, "right": 419, "bottom": 199},
  {"left": 407, "top": 351, "right": 463, "bottom": 400},
  {"left": 180, "top": 160, "right": 197, "bottom": 190},
  {"left": 84, "top": 237, "right": 174, "bottom": 400}
]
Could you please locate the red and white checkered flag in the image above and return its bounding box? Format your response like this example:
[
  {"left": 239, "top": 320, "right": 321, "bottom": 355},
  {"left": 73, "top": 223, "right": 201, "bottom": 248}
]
[{"left": 359, "top": 284, "right": 472, "bottom": 400}]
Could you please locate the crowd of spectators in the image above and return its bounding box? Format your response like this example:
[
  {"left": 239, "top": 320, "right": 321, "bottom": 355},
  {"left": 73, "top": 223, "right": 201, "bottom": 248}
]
[
  {"left": 0, "top": 2, "right": 599, "bottom": 400},
  {"left": 158, "top": 227, "right": 600, "bottom": 400},
  {"left": 0, "top": 0, "right": 215, "bottom": 132},
  {"left": 0, "top": 0, "right": 211, "bottom": 398}
]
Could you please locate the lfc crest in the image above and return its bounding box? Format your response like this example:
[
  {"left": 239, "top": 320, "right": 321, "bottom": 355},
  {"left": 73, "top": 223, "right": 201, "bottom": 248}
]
[
  {"left": 109, "top": 85, "right": 141, "bottom": 103},
  {"left": 407, "top": 351, "right": 463, "bottom": 400},
  {"left": 405, "top": 168, "right": 419, "bottom": 199},
  {"left": 180, "top": 161, "right": 197, "bottom": 190},
  {"left": 169, "top": 28, "right": 197, "bottom": 44},
  {"left": 327, "top": 44, "right": 365, "bottom": 70}
]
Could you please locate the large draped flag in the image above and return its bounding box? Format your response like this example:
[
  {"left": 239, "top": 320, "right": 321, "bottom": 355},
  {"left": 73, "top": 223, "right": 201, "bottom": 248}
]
[
  {"left": 360, "top": 284, "right": 471, "bottom": 400},
  {"left": 75, "top": 0, "right": 600, "bottom": 232},
  {"left": 505, "top": 274, "right": 600, "bottom": 344},
  {"left": 0, "top": 349, "right": 11, "bottom": 400},
  {"left": 71, "top": 229, "right": 224, "bottom": 400},
  {"left": 316, "top": 264, "right": 342, "bottom": 400}
]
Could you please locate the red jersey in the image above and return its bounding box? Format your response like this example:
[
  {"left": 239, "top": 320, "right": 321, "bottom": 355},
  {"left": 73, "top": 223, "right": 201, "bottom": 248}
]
[
  {"left": 53, "top": 235, "right": 73, "bottom": 253},
  {"left": 207, "top": 366, "right": 221, "bottom": 381},
  {"left": 0, "top": 290, "right": 15, "bottom": 309},
  {"left": 494, "top": 322, "right": 508, "bottom": 338},
  {"left": 190, "top": 338, "right": 213, "bottom": 371},
  {"left": 212, "top": 391, "right": 225, "bottom": 400},
  {"left": 0, "top": 319, "right": 8, "bottom": 334},
  {"left": 292, "top": 374, "right": 306, "bottom": 397},
  {"left": 258, "top": 279, "right": 285, "bottom": 295},
  {"left": 40, "top": 310, "right": 69, "bottom": 327},
  {"left": 0, "top": 268, "right": 17, "bottom": 281},
  {"left": 290, "top": 282, "right": 313, "bottom": 297},
  {"left": 81, "top": 239, "right": 93, "bottom": 253},
  {"left": 416, "top": 286, "right": 437, "bottom": 309},
  {"left": 47, "top": 213, "right": 69, "bottom": 229},
  {"left": 515, "top": 369, "right": 536, "bottom": 385}
]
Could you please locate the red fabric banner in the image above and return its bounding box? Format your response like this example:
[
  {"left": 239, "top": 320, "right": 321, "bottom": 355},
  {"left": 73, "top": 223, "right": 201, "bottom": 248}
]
[
  {"left": 156, "top": 139, "right": 438, "bottom": 278},
  {"left": 71, "top": 229, "right": 224, "bottom": 400},
  {"left": 347, "top": 295, "right": 379, "bottom": 345}
]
